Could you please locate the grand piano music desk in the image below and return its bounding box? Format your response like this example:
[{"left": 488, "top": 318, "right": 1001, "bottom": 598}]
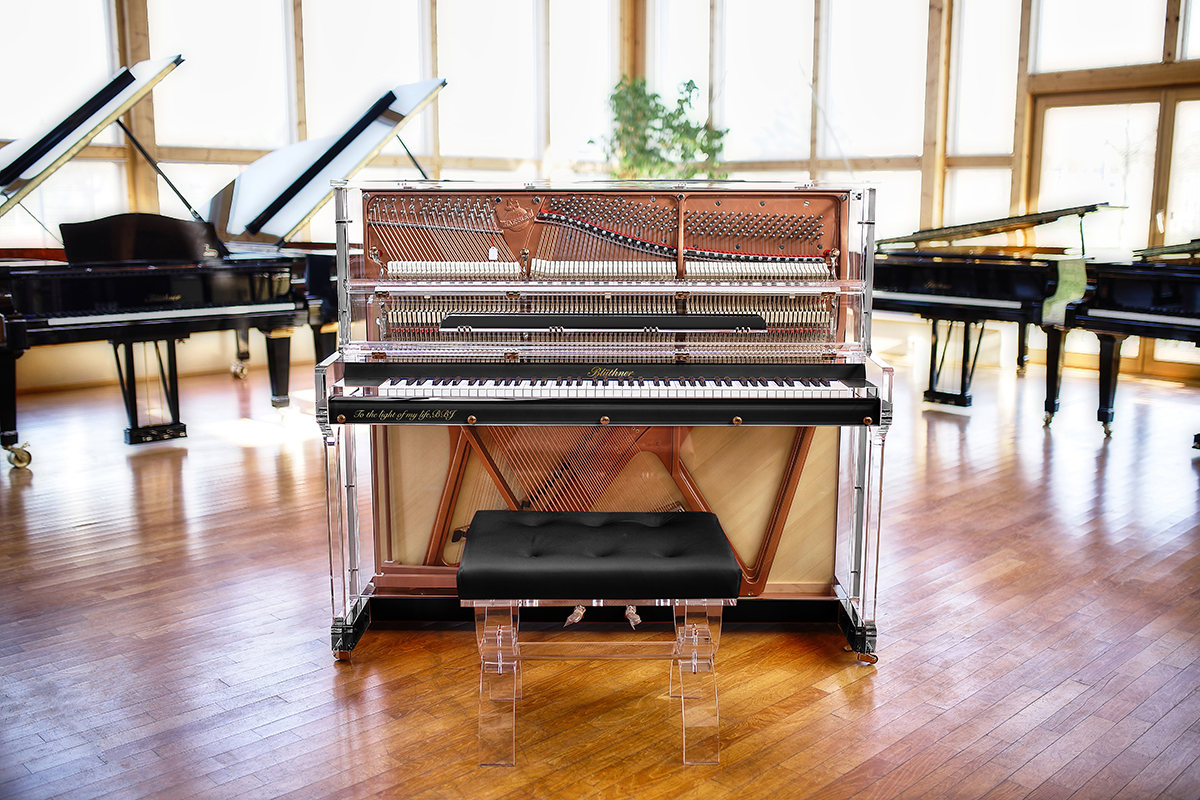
[{"left": 316, "top": 182, "right": 892, "bottom": 756}]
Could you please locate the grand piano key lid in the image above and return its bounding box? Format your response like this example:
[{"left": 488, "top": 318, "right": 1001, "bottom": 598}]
[{"left": 207, "top": 78, "right": 445, "bottom": 243}]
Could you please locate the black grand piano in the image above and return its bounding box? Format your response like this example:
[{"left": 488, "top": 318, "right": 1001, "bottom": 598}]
[
  {"left": 0, "top": 56, "right": 443, "bottom": 466},
  {"left": 874, "top": 204, "right": 1105, "bottom": 406},
  {"left": 1047, "top": 239, "right": 1200, "bottom": 440}
]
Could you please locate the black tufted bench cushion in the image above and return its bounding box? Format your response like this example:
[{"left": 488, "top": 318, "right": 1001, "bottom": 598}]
[{"left": 457, "top": 510, "right": 742, "bottom": 600}]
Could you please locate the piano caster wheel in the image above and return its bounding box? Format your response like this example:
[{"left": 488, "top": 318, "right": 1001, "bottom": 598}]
[
  {"left": 334, "top": 650, "right": 352, "bottom": 662},
  {"left": 844, "top": 645, "right": 878, "bottom": 664},
  {"left": 1043, "top": 413, "right": 1054, "bottom": 427},
  {"left": 230, "top": 361, "right": 248, "bottom": 380},
  {"left": 1103, "top": 423, "right": 1113, "bottom": 438},
  {"left": 5, "top": 444, "right": 31, "bottom": 469}
]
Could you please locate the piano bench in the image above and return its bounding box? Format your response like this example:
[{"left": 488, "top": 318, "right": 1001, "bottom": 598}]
[{"left": 457, "top": 510, "right": 741, "bottom": 766}]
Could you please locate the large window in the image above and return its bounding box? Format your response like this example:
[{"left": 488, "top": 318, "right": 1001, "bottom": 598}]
[
  {"left": 0, "top": 162, "right": 128, "bottom": 247},
  {"left": 0, "top": 0, "right": 125, "bottom": 246},
  {"left": 648, "top": 0, "right": 710, "bottom": 126},
  {"left": 147, "top": 0, "right": 292, "bottom": 149},
  {"left": 820, "top": 0, "right": 927, "bottom": 159},
  {"left": 717, "top": 1, "right": 814, "bottom": 163},
  {"left": 0, "top": 1, "right": 117, "bottom": 142},
  {"left": 549, "top": 0, "right": 618, "bottom": 172},
  {"left": 301, "top": 0, "right": 428, "bottom": 156},
  {"left": 1034, "top": 101, "right": 1159, "bottom": 257},
  {"left": 1166, "top": 99, "right": 1200, "bottom": 244},
  {"left": 1034, "top": 0, "right": 1168, "bottom": 73},
  {"left": 437, "top": 0, "right": 540, "bottom": 161},
  {"left": 949, "top": 0, "right": 1020, "bottom": 156}
]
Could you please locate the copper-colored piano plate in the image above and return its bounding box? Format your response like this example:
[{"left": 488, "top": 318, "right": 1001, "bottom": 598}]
[{"left": 358, "top": 186, "right": 850, "bottom": 282}]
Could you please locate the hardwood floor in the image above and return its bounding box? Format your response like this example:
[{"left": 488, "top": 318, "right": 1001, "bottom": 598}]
[{"left": 1, "top": 359, "right": 1197, "bottom": 799}]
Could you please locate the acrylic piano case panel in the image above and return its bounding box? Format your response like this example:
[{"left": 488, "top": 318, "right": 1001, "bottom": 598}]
[
  {"left": 317, "top": 181, "right": 889, "bottom": 661},
  {"left": 368, "top": 425, "right": 842, "bottom": 598}
]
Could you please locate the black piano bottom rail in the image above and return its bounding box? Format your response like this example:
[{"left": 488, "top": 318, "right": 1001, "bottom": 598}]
[{"left": 326, "top": 395, "right": 885, "bottom": 428}]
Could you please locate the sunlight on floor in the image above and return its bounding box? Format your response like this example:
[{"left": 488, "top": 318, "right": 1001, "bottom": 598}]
[{"left": 200, "top": 407, "right": 323, "bottom": 447}]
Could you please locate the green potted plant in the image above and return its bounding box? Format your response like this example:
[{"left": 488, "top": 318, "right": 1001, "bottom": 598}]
[{"left": 594, "top": 77, "right": 727, "bottom": 180}]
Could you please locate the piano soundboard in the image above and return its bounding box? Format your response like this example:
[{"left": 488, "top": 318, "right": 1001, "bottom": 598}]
[{"left": 317, "top": 181, "right": 891, "bottom": 660}]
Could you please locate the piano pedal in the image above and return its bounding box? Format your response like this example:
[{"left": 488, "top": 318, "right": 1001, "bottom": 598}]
[{"left": 4, "top": 443, "right": 31, "bottom": 469}]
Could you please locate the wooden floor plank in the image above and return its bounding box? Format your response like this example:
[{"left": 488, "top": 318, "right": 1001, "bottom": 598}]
[{"left": 2, "top": 361, "right": 1198, "bottom": 798}]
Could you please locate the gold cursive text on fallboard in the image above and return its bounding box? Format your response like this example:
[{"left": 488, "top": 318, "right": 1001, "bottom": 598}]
[
  {"left": 350, "top": 408, "right": 458, "bottom": 422},
  {"left": 587, "top": 367, "right": 635, "bottom": 378}
]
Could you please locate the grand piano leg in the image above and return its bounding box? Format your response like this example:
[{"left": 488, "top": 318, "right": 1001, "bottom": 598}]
[
  {"left": 232, "top": 326, "right": 250, "bottom": 379},
  {"left": 1096, "top": 333, "right": 1127, "bottom": 437},
  {"left": 923, "top": 319, "right": 980, "bottom": 407},
  {"left": 312, "top": 322, "right": 338, "bottom": 364},
  {"left": 1, "top": 298, "right": 31, "bottom": 467},
  {"left": 1043, "top": 326, "right": 1065, "bottom": 425},
  {"left": 263, "top": 328, "right": 294, "bottom": 409},
  {"left": 113, "top": 340, "right": 187, "bottom": 444},
  {"left": 1017, "top": 323, "right": 1029, "bottom": 376},
  {"left": 1, "top": 348, "right": 31, "bottom": 468}
]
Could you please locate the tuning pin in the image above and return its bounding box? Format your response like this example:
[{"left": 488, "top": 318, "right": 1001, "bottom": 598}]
[
  {"left": 564, "top": 605, "right": 586, "bottom": 627},
  {"left": 625, "top": 605, "right": 642, "bottom": 629}
]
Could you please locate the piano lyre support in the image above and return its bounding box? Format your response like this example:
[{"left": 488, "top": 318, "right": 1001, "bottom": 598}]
[{"left": 318, "top": 181, "right": 891, "bottom": 664}]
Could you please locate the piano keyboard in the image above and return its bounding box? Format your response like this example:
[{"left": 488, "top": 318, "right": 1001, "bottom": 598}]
[
  {"left": 377, "top": 375, "right": 855, "bottom": 401},
  {"left": 1086, "top": 308, "right": 1200, "bottom": 327},
  {"left": 871, "top": 290, "right": 1023, "bottom": 310},
  {"left": 44, "top": 301, "right": 300, "bottom": 326}
]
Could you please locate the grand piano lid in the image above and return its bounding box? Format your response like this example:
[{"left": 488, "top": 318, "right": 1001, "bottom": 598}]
[
  {"left": 876, "top": 203, "right": 1110, "bottom": 249},
  {"left": 0, "top": 56, "right": 183, "bottom": 220},
  {"left": 208, "top": 78, "right": 445, "bottom": 243},
  {"left": 1134, "top": 238, "right": 1200, "bottom": 261}
]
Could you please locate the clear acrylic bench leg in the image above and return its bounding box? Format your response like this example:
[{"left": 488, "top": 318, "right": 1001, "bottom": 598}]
[
  {"left": 475, "top": 606, "right": 520, "bottom": 766},
  {"left": 674, "top": 603, "right": 722, "bottom": 765},
  {"left": 469, "top": 600, "right": 729, "bottom": 767}
]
